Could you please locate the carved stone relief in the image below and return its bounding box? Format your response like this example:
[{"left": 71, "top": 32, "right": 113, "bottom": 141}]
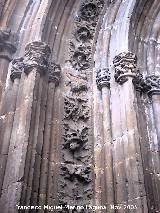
[
  {"left": 113, "top": 52, "right": 138, "bottom": 84},
  {"left": 10, "top": 42, "right": 60, "bottom": 85},
  {"left": 134, "top": 73, "right": 160, "bottom": 96},
  {"left": 74, "top": 26, "right": 92, "bottom": 42},
  {"left": 64, "top": 96, "right": 89, "bottom": 121},
  {"left": 58, "top": 0, "right": 105, "bottom": 210},
  {"left": 96, "top": 68, "right": 110, "bottom": 89},
  {"left": 23, "top": 41, "right": 51, "bottom": 75},
  {"left": 65, "top": 73, "right": 88, "bottom": 94},
  {"left": 61, "top": 164, "right": 92, "bottom": 183},
  {"left": 10, "top": 57, "right": 24, "bottom": 81},
  {"left": 70, "top": 43, "right": 92, "bottom": 71},
  {"left": 48, "top": 62, "right": 61, "bottom": 85}
]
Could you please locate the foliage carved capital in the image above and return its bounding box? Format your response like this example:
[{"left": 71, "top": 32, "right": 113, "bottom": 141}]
[
  {"left": 96, "top": 68, "right": 110, "bottom": 90},
  {"left": 113, "top": 52, "right": 138, "bottom": 84},
  {"left": 23, "top": 41, "right": 51, "bottom": 75}
]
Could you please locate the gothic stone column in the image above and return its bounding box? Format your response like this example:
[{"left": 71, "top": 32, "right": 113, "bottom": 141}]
[
  {"left": 0, "top": 58, "right": 23, "bottom": 194},
  {"left": 139, "top": 75, "right": 160, "bottom": 212},
  {"left": 96, "top": 68, "right": 115, "bottom": 211},
  {"left": 0, "top": 41, "right": 51, "bottom": 213},
  {"left": 113, "top": 52, "right": 148, "bottom": 212},
  {"left": 38, "top": 62, "right": 61, "bottom": 208},
  {"left": 143, "top": 75, "right": 160, "bottom": 142}
]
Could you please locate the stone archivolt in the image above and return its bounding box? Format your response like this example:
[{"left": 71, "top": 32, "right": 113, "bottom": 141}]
[
  {"left": 79, "top": 0, "right": 104, "bottom": 21},
  {"left": 69, "top": 0, "right": 104, "bottom": 72},
  {"left": 70, "top": 43, "right": 92, "bottom": 71},
  {"left": 63, "top": 123, "right": 89, "bottom": 153},
  {"left": 59, "top": 0, "right": 104, "bottom": 209},
  {"left": 48, "top": 62, "right": 61, "bottom": 85},
  {"left": 96, "top": 68, "right": 111, "bottom": 89},
  {"left": 64, "top": 96, "right": 89, "bottom": 121},
  {"left": 65, "top": 73, "right": 88, "bottom": 93},
  {"left": 0, "top": 29, "right": 17, "bottom": 61},
  {"left": 61, "top": 164, "right": 92, "bottom": 183}
]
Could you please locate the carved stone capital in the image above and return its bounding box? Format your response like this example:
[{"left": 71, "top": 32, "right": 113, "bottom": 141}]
[
  {"left": 96, "top": 68, "right": 110, "bottom": 89},
  {"left": 143, "top": 75, "right": 160, "bottom": 96},
  {"left": 0, "top": 29, "right": 17, "bottom": 61},
  {"left": 133, "top": 72, "right": 160, "bottom": 96},
  {"left": 23, "top": 41, "right": 51, "bottom": 75},
  {"left": 48, "top": 62, "right": 61, "bottom": 85},
  {"left": 113, "top": 52, "right": 138, "bottom": 84},
  {"left": 10, "top": 57, "right": 24, "bottom": 81}
]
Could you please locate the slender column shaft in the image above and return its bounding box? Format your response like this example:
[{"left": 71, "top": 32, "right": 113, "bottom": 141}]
[
  {"left": 0, "top": 41, "right": 51, "bottom": 213},
  {"left": 113, "top": 52, "right": 148, "bottom": 212},
  {"left": 96, "top": 68, "right": 114, "bottom": 212},
  {"left": 0, "top": 58, "right": 23, "bottom": 193},
  {"left": 38, "top": 62, "right": 61, "bottom": 209},
  {"left": 102, "top": 87, "right": 114, "bottom": 211},
  {"left": 152, "top": 95, "right": 160, "bottom": 141}
]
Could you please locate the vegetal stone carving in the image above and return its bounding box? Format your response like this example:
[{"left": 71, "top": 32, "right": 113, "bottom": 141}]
[
  {"left": 48, "top": 62, "right": 61, "bottom": 85},
  {"left": 63, "top": 124, "right": 89, "bottom": 152},
  {"left": 113, "top": 52, "right": 138, "bottom": 84},
  {"left": 61, "top": 164, "right": 92, "bottom": 183},
  {"left": 10, "top": 57, "right": 24, "bottom": 81},
  {"left": 96, "top": 68, "right": 110, "bottom": 89},
  {"left": 64, "top": 96, "right": 89, "bottom": 121},
  {"left": 23, "top": 41, "right": 51, "bottom": 75}
]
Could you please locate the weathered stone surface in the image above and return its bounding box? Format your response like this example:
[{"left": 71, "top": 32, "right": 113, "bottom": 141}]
[
  {"left": 23, "top": 41, "right": 51, "bottom": 75},
  {"left": 0, "top": 29, "right": 17, "bottom": 61},
  {"left": 0, "top": 0, "right": 160, "bottom": 212}
]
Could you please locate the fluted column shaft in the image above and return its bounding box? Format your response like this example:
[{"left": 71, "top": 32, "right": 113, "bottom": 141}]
[
  {"left": 96, "top": 68, "right": 115, "bottom": 211},
  {"left": 113, "top": 52, "right": 148, "bottom": 212},
  {"left": 0, "top": 41, "right": 51, "bottom": 213},
  {"left": 0, "top": 58, "right": 23, "bottom": 193},
  {"left": 38, "top": 62, "right": 61, "bottom": 209}
]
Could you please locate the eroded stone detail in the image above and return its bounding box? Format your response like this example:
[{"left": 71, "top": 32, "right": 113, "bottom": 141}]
[
  {"left": 70, "top": 43, "right": 91, "bottom": 71},
  {"left": 75, "top": 27, "right": 92, "bottom": 42},
  {"left": 66, "top": 73, "right": 88, "bottom": 94},
  {"left": 69, "top": 0, "right": 104, "bottom": 72},
  {"left": 133, "top": 72, "right": 160, "bottom": 96},
  {"left": 63, "top": 123, "right": 89, "bottom": 152},
  {"left": 79, "top": 0, "right": 104, "bottom": 21},
  {"left": 10, "top": 57, "right": 24, "bottom": 81},
  {"left": 61, "top": 164, "right": 92, "bottom": 183},
  {"left": 23, "top": 41, "right": 51, "bottom": 75},
  {"left": 143, "top": 75, "right": 160, "bottom": 96},
  {"left": 113, "top": 52, "right": 138, "bottom": 84},
  {"left": 96, "top": 68, "right": 110, "bottom": 89},
  {"left": 48, "top": 62, "right": 61, "bottom": 85},
  {"left": 64, "top": 96, "right": 89, "bottom": 121},
  {"left": 0, "top": 29, "right": 17, "bottom": 61},
  {"left": 59, "top": 0, "right": 104, "bottom": 209},
  {"left": 133, "top": 71, "right": 144, "bottom": 92}
]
